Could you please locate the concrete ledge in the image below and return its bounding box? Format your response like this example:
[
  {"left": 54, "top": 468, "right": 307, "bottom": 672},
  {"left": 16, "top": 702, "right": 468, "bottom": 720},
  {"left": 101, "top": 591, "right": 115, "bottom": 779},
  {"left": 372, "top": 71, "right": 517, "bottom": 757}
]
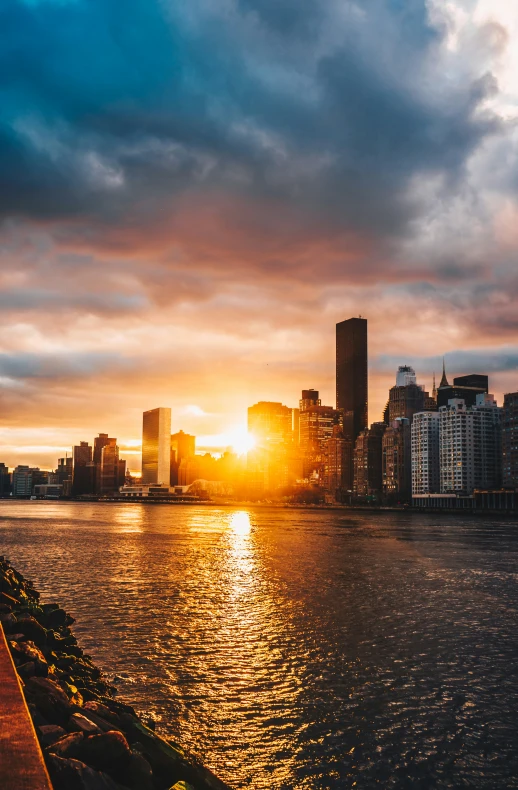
[{"left": 0, "top": 624, "right": 52, "bottom": 790}]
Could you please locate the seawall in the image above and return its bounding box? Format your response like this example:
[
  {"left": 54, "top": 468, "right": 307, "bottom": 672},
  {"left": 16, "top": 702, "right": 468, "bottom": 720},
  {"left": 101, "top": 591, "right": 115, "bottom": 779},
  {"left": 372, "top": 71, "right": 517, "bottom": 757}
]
[{"left": 0, "top": 556, "right": 232, "bottom": 790}]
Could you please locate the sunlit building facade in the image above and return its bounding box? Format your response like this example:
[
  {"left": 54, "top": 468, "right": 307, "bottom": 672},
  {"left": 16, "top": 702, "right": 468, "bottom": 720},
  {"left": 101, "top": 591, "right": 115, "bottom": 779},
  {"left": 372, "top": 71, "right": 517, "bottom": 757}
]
[
  {"left": 170, "top": 430, "right": 196, "bottom": 485},
  {"left": 439, "top": 395, "right": 502, "bottom": 495},
  {"left": 247, "top": 401, "right": 299, "bottom": 493},
  {"left": 142, "top": 407, "right": 172, "bottom": 486},
  {"left": 411, "top": 411, "right": 440, "bottom": 496}
]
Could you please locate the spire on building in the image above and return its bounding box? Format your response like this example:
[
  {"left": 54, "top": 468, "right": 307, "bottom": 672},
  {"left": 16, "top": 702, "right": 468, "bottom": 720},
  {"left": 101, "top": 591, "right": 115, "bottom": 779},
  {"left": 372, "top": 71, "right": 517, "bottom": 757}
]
[
  {"left": 439, "top": 358, "right": 449, "bottom": 388},
  {"left": 432, "top": 372, "right": 437, "bottom": 401}
]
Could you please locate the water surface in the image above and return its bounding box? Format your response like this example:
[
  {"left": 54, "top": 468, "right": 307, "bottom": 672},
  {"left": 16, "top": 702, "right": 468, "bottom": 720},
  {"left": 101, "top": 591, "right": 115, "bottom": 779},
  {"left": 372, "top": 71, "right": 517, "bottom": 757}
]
[{"left": 1, "top": 502, "right": 517, "bottom": 789}]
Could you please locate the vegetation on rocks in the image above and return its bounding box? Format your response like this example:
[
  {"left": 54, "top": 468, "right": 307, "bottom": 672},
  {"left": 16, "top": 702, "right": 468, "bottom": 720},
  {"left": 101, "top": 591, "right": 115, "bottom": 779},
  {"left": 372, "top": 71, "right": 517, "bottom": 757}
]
[{"left": 0, "top": 556, "right": 231, "bottom": 790}]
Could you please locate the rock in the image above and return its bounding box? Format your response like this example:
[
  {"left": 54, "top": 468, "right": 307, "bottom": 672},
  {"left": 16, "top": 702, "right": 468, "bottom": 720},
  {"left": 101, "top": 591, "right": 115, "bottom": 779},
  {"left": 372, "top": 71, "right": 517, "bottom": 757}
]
[
  {"left": 0, "top": 591, "right": 19, "bottom": 607},
  {"left": 84, "top": 701, "right": 125, "bottom": 728},
  {"left": 37, "top": 724, "right": 67, "bottom": 747},
  {"left": 69, "top": 712, "right": 103, "bottom": 735},
  {"left": 10, "top": 639, "right": 48, "bottom": 673},
  {"left": 47, "top": 732, "right": 84, "bottom": 759},
  {"left": 0, "top": 612, "right": 17, "bottom": 629},
  {"left": 122, "top": 751, "right": 154, "bottom": 790},
  {"left": 0, "top": 602, "right": 13, "bottom": 613},
  {"left": 15, "top": 616, "right": 48, "bottom": 647},
  {"left": 46, "top": 607, "right": 68, "bottom": 629},
  {"left": 25, "top": 676, "right": 73, "bottom": 727},
  {"left": 169, "top": 783, "right": 195, "bottom": 790},
  {"left": 47, "top": 754, "right": 130, "bottom": 790},
  {"left": 18, "top": 661, "right": 36, "bottom": 679},
  {"left": 42, "top": 602, "right": 60, "bottom": 613},
  {"left": 77, "top": 731, "right": 132, "bottom": 775}
]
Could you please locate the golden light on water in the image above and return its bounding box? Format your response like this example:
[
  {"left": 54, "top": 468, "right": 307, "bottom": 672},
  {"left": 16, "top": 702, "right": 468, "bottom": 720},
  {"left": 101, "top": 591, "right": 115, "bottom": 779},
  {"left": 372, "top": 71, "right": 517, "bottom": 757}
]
[{"left": 230, "top": 510, "right": 252, "bottom": 536}]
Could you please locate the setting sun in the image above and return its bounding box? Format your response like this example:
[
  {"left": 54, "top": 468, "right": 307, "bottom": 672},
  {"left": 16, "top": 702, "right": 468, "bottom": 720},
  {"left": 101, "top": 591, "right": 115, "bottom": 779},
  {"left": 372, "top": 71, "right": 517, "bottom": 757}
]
[{"left": 224, "top": 427, "right": 256, "bottom": 456}]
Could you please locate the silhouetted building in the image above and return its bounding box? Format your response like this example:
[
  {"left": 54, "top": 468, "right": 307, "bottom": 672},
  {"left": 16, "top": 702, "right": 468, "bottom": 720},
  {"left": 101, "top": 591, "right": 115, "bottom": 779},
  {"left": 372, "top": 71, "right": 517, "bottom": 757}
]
[
  {"left": 300, "top": 389, "right": 321, "bottom": 411},
  {"left": 440, "top": 394, "right": 501, "bottom": 495},
  {"left": 503, "top": 392, "right": 518, "bottom": 489},
  {"left": 353, "top": 422, "right": 386, "bottom": 500},
  {"left": 142, "top": 408, "right": 172, "bottom": 485},
  {"left": 382, "top": 418, "right": 411, "bottom": 503},
  {"left": 388, "top": 383, "right": 426, "bottom": 423},
  {"left": 0, "top": 463, "right": 11, "bottom": 497},
  {"left": 72, "top": 441, "right": 95, "bottom": 496},
  {"left": 437, "top": 362, "right": 489, "bottom": 408},
  {"left": 118, "top": 459, "right": 127, "bottom": 489},
  {"left": 323, "top": 425, "right": 354, "bottom": 500},
  {"left": 411, "top": 411, "right": 440, "bottom": 495},
  {"left": 56, "top": 456, "right": 73, "bottom": 485},
  {"left": 336, "top": 317, "right": 368, "bottom": 443},
  {"left": 170, "top": 430, "right": 196, "bottom": 485}
]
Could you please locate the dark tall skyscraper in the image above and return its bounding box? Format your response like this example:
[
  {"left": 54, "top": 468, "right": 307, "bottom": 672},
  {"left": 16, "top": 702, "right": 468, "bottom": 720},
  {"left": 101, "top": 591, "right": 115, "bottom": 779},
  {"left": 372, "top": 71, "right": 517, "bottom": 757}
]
[{"left": 336, "top": 317, "right": 368, "bottom": 443}]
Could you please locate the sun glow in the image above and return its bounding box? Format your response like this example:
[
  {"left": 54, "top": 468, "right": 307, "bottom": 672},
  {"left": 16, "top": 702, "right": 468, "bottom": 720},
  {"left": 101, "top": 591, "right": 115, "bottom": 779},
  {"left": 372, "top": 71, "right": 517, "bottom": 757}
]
[{"left": 226, "top": 427, "right": 256, "bottom": 456}]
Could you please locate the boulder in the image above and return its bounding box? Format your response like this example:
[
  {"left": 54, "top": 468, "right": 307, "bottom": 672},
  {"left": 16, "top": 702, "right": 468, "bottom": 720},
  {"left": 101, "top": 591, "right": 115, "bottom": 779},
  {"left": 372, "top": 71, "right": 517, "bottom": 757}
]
[
  {"left": 77, "top": 731, "right": 132, "bottom": 774},
  {"left": 18, "top": 661, "right": 37, "bottom": 679},
  {"left": 47, "top": 755, "right": 131, "bottom": 790},
  {"left": 37, "top": 724, "right": 67, "bottom": 747},
  {"left": 25, "top": 676, "right": 73, "bottom": 727},
  {"left": 47, "top": 732, "right": 84, "bottom": 759},
  {"left": 15, "top": 615, "right": 48, "bottom": 647},
  {"left": 169, "top": 783, "right": 195, "bottom": 790},
  {"left": 69, "top": 712, "right": 103, "bottom": 736}
]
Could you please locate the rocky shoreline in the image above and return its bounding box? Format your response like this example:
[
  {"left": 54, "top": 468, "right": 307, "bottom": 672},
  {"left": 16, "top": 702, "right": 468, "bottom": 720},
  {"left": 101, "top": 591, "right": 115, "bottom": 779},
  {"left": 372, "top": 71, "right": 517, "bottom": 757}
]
[{"left": 0, "top": 556, "right": 231, "bottom": 790}]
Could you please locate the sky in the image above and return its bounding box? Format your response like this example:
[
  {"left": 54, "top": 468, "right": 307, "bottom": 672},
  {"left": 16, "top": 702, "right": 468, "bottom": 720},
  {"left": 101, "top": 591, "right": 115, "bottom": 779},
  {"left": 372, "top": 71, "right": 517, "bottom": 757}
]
[{"left": 1, "top": 0, "right": 518, "bottom": 471}]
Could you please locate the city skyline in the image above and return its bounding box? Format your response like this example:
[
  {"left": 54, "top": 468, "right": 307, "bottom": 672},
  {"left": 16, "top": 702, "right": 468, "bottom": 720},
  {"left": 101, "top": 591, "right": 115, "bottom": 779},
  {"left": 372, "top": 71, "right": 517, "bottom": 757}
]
[{"left": 2, "top": 2, "right": 518, "bottom": 471}]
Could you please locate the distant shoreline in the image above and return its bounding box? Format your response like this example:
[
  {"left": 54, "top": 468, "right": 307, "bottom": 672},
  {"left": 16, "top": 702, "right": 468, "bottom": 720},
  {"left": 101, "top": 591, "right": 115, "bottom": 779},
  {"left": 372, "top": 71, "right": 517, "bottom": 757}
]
[{"left": 1, "top": 498, "right": 517, "bottom": 518}]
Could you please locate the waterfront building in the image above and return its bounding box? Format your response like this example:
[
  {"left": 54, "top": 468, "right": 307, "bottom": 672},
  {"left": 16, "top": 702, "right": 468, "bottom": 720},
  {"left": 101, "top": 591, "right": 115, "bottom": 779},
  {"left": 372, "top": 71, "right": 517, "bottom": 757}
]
[
  {"left": 299, "top": 402, "right": 342, "bottom": 479},
  {"left": 170, "top": 430, "right": 196, "bottom": 485},
  {"left": 99, "top": 438, "right": 120, "bottom": 495},
  {"left": 142, "top": 407, "right": 172, "bottom": 486},
  {"left": 353, "top": 422, "right": 386, "bottom": 500},
  {"left": 72, "top": 441, "right": 94, "bottom": 496},
  {"left": 437, "top": 363, "right": 488, "bottom": 409},
  {"left": 247, "top": 401, "right": 299, "bottom": 493},
  {"left": 12, "top": 466, "right": 47, "bottom": 498},
  {"left": 323, "top": 425, "right": 354, "bottom": 501},
  {"left": 503, "top": 392, "right": 518, "bottom": 488},
  {"left": 411, "top": 411, "right": 440, "bottom": 495},
  {"left": 0, "top": 463, "right": 11, "bottom": 497},
  {"left": 382, "top": 418, "right": 411, "bottom": 503},
  {"left": 439, "top": 394, "right": 502, "bottom": 495},
  {"left": 336, "top": 317, "right": 368, "bottom": 444}
]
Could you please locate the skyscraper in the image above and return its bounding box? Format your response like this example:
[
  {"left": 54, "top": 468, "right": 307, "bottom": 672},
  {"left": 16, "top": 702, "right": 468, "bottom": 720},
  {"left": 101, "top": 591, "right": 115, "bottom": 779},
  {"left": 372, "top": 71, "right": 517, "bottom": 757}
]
[
  {"left": 142, "top": 407, "right": 172, "bottom": 485},
  {"left": 439, "top": 394, "right": 501, "bottom": 495},
  {"left": 336, "top": 317, "right": 368, "bottom": 443},
  {"left": 503, "top": 392, "right": 518, "bottom": 489},
  {"left": 411, "top": 411, "right": 440, "bottom": 496},
  {"left": 72, "top": 441, "right": 95, "bottom": 497},
  {"left": 170, "top": 430, "right": 196, "bottom": 485}
]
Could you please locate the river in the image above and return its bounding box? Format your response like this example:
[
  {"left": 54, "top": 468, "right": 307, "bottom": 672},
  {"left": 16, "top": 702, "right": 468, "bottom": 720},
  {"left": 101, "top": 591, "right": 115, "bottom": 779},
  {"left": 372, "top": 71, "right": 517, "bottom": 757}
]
[{"left": 1, "top": 501, "right": 517, "bottom": 789}]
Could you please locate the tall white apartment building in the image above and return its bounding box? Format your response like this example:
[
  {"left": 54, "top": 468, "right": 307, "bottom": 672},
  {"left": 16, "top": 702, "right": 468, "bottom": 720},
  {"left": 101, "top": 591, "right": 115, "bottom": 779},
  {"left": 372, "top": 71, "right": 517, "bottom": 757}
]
[
  {"left": 411, "top": 411, "right": 440, "bottom": 495},
  {"left": 142, "top": 407, "right": 172, "bottom": 485},
  {"left": 439, "top": 394, "right": 501, "bottom": 495}
]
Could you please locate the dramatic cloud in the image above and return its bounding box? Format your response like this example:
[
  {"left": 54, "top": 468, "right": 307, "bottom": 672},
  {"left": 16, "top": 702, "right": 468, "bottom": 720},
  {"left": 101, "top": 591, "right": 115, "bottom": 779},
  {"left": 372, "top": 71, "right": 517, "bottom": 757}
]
[{"left": 1, "top": 0, "right": 518, "bottom": 467}]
